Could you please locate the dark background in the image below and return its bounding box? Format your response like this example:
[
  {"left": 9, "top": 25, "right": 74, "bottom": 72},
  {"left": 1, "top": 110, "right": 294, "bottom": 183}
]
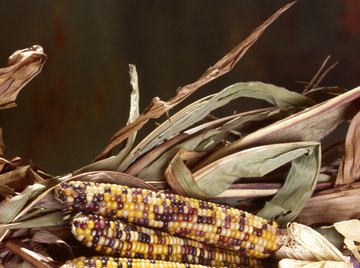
[{"left": 0, "top": 0, "right": 359, "bottom": 175}]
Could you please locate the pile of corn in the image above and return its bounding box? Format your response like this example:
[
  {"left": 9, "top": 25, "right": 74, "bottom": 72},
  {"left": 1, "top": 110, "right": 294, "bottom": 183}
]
[{"left": 55, "top": 181, "right": 281, "bottom": 268}]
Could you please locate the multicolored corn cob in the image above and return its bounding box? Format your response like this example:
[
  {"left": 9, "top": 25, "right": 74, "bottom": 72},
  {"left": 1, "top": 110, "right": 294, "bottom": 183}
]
[
  {"left": 55, "top": 181, "right": 281, "bottom": 258},
  {"left": 71, "top": 214, "right": 263, "bottom": 268},
  {"left": 60, "top": 256, "right": 215, "bottom": 268}
]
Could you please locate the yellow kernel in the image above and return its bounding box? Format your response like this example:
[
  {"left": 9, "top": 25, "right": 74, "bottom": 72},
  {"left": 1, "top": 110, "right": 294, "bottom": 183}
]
[
  {"left": 105, "top": 247, "right": 112, "bottom": 255},
  {"left": 104, "top": 193, "right": 111, "bottom": 202},
  {"left": 85, "top": 234, "right": 93, "bottom": 242},
  {"left": 136, "top": 195, "right": 143, "bottom": 202},
  {"left": 75, "top": 259, "right": 84, "bottom": 268},
  {"left": 95, "top": 259, "right": 102, "bottom": 268},
  {"left": 109, "top": 202, "right": 117, "bottom": 210},
  {"left": 116, "top": 210, "right": 122, "bottom": 217},
  {"left": 134, "top": 210, "right": 143, "bottom": 219},
  {"left": 75, "top": 227, "right": 84, "bottom": 236}
]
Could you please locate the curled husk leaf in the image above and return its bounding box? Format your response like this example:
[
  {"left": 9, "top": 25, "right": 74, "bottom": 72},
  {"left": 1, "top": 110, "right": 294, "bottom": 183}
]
[{"left": 276, "top": 222, "right": 349, "bottom": 262}]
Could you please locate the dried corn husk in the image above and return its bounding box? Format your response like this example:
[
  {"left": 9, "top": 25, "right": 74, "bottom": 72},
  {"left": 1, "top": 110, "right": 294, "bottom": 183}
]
[
  {"left": 334, "top": 220, "right": 360, "bottom": 261},
  {"left": 278, "top": 259, "right": 353, "bottom": 268},
  {"left": 276, "top": 222, "right": 349, "bottom": 262}
]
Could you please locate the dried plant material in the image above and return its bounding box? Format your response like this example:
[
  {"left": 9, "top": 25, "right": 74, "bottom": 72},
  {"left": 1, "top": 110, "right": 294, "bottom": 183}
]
[
  {"left": 336, "top": 110, "right": 360, "bottom": 185},
  {"left": 165, "top": 141, "right": 319, "bottom": 219},
  {"left": 0, "top": 45, "right": 46, "bottom": 109},
  {"left": 31, "top": 229, "right": 73, "bottom": 262},
  {"left": 125, "top": 79, "right": 303, "bottom": 179},
  {"left": 113, "top": 81, "right": 310, "bottom": 174},
  {"left": 303, "top": 55, "right": 339, "bottom": 94},
  {"left": 257, "top": 144, "right": 320, "bottom": 226},
  {"left": 320, "top": 142, "right": 345, "bottom": 182},
  {"left": 0, "top": 211, "right": 67, "bottom": 231},
  {"left": 197, "top": 86, "right": 360, "bottom": 170},
  {"left": 133, "top": 107, "right": 283, "bottom": 182},
  {"left": 73, "top": 170, "right": 157, "bottom": 191},
  {"left": 0, "top": 129, "right": 5, "bottom": 156},
  {"left": 125, "top": 112, "right": 242, "bottom": 178},
  {"left": 5, "top": 240, "right": 56, "bottom": 268},
  {"left": 334, "top": 219, "right": 360, "bottom": 242},
  {"left": 279, "top": 259, "right": 353, "bottom": 268},
  {"left": 296, "top": 182, "right": 360, "bottom": 225},
  {"left": 208, "top": 183, "right": 281, "bottom": 201},
  {"left": 85, "top": 65, "right": 141, "bottom": 171},
  {"left": 276, "top": 222, "right": 348, "bottom": 262},
  {"left": 93, "top": 1, "right": 297, "bottom": 162},
  {"left": 333, "top": 220, "right": 360, "bottom": 261}
]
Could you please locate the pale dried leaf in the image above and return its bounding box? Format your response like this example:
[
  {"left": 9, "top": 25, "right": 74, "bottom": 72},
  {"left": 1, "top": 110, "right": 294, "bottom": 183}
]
[
  {"left": 334, "top": 219, "right": 360, "bottom": 242},
  {"left": 0, "top": 45, "right": 46, "bottom": 109},
  {"left": 279, "top": 259, "right": 353, "bottom": 268},
  {"left": 165, "top": 141, "right": 319, "bottom": 213},
  {"left": 336, "top": 110, "right": 360, "bottom": 185},
  {"left": 198, "top": 86, "right": 360, "bottom": 169},
  {"left": 0, "top": 211, "right": 67, "bottom": 231},
  {"left": 276, "top": 222, "right": 348, "bottom": 262},
  {"left": 344, "top": 238, "right": 360, "bottom": 262},
  {"left": 257, "top": 144, "right": 320, "bottom": 226},
  {"left": 297, "top": 182, "right": 360, "bottom": 225},
  {"left": 5, "top": 240, "right": 56, "bottom": 268},
  {"left": 31, "top": 229, "right": 73, "bottom": 261},
  {"left": 117, "top": 81, "right": 312, "bottom": 172},
  {"left": 92, "top": 1, "right": 297, "bottom": 161}
]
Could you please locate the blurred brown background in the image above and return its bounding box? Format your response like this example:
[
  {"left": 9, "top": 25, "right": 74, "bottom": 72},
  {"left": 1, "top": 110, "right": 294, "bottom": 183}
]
[{"left": 0, "top": 0, "right": 359, "bottom": 175}]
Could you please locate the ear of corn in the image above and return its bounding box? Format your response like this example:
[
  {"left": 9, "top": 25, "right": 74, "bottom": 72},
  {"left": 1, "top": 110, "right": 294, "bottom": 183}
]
[
  {"left": 71, "top": 213, "right": 263, "bottom": 268},
  {"left": 55, "top": 181, "right": 281, "bottom": 259},
  {"left": 60, "top": 256, "right": 217, "bottom": 268}
]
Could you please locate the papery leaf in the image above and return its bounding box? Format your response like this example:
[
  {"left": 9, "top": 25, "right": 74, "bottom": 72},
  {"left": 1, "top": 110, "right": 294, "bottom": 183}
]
[
  {"left": 296, "top": 182, "right": 360, "bottom": 225},
  {"left": 31, "top": 229, "right": 73, "bottom": 261},
  {"left": 0, "top": 128, "right": 5, "bottom": 156},
  {"left": 0, "top": 183, "right": 47, "bottom": 224},
  {"left": 0, "top": 211, "right": 67, "bottom": 231},
  {"left": 257, "top": 144, "right": 320, "bottom": 225},
  {"left": 0, "top": 174, "right": 72, "bottom": 243},
  {"left": 344, "top": 238, "right": 360, "bottom": 262},
  {"left": 5, "top": 240, "right": 56, "bottom": 268},
  {"left": 0, "top": 165, "right": 45, "bottom": 194},
  {"left": 336, "top": 110, "right": 360, "bottom": 185},
  {"left": 0, "top": 45, "right": 46, "bottom": 109},
  {"left": 136, "top": 129, "right": 224, "bottom": 181},
  {"left": 278, "top": 259, "right": 352, "bottom": 268},
  {"left": 208, "top": 183, "right": 281, "bottom": 202},
  {"left": 127, "top": 107, "right": 282, "bottom": 180},
  {"left": 87, "top": 65, "right": 141, "bottom": 171},
  {"left": 125, "top": 113, "right": 242, "bottom": 177},
  {"left": 117, "top": 82, "right": 312, "bottom": 172},
  {"left": 165, "top": 142, "right": 319, "bottom": 203},
  {"left": 334, "top": 219, "right": 360, "bottom": 242},
  {"left": 198, "top": 86, "right": 360, "bottom": 169},
  {"left": 73, "top": 171, "right": 157, "bottom": 191},
  {"left": 92, "top": 1, "right": 297, "bottom": 162},
  {"left": 276, "top": 222, "right": 348, "bottom": 262},
  {"left": 2, "top": 255, "right": 35, "bottom": 268},
  {"left": 320, "top": 142, "right": 344, "bottom": 182}
]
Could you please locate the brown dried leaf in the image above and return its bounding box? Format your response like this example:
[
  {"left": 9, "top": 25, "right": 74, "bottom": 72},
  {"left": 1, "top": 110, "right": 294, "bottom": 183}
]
[
  {"left": 0, "top": 45, "right": 46, "bottom": 109},
  {"left": 197, "top": 86, "right": 360, "bottom": 170},
  {"left": 5, "top": 240, "right": 56, "bottom": 268},
  {"left": 296, "top": 182, "right": 360, "bottom": 225},
  {"left": 335, "top": 110, "right": 360, "bottom": 185},
  {"left": 93, "top": 1, "right": 297, "bottom": 161}
]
